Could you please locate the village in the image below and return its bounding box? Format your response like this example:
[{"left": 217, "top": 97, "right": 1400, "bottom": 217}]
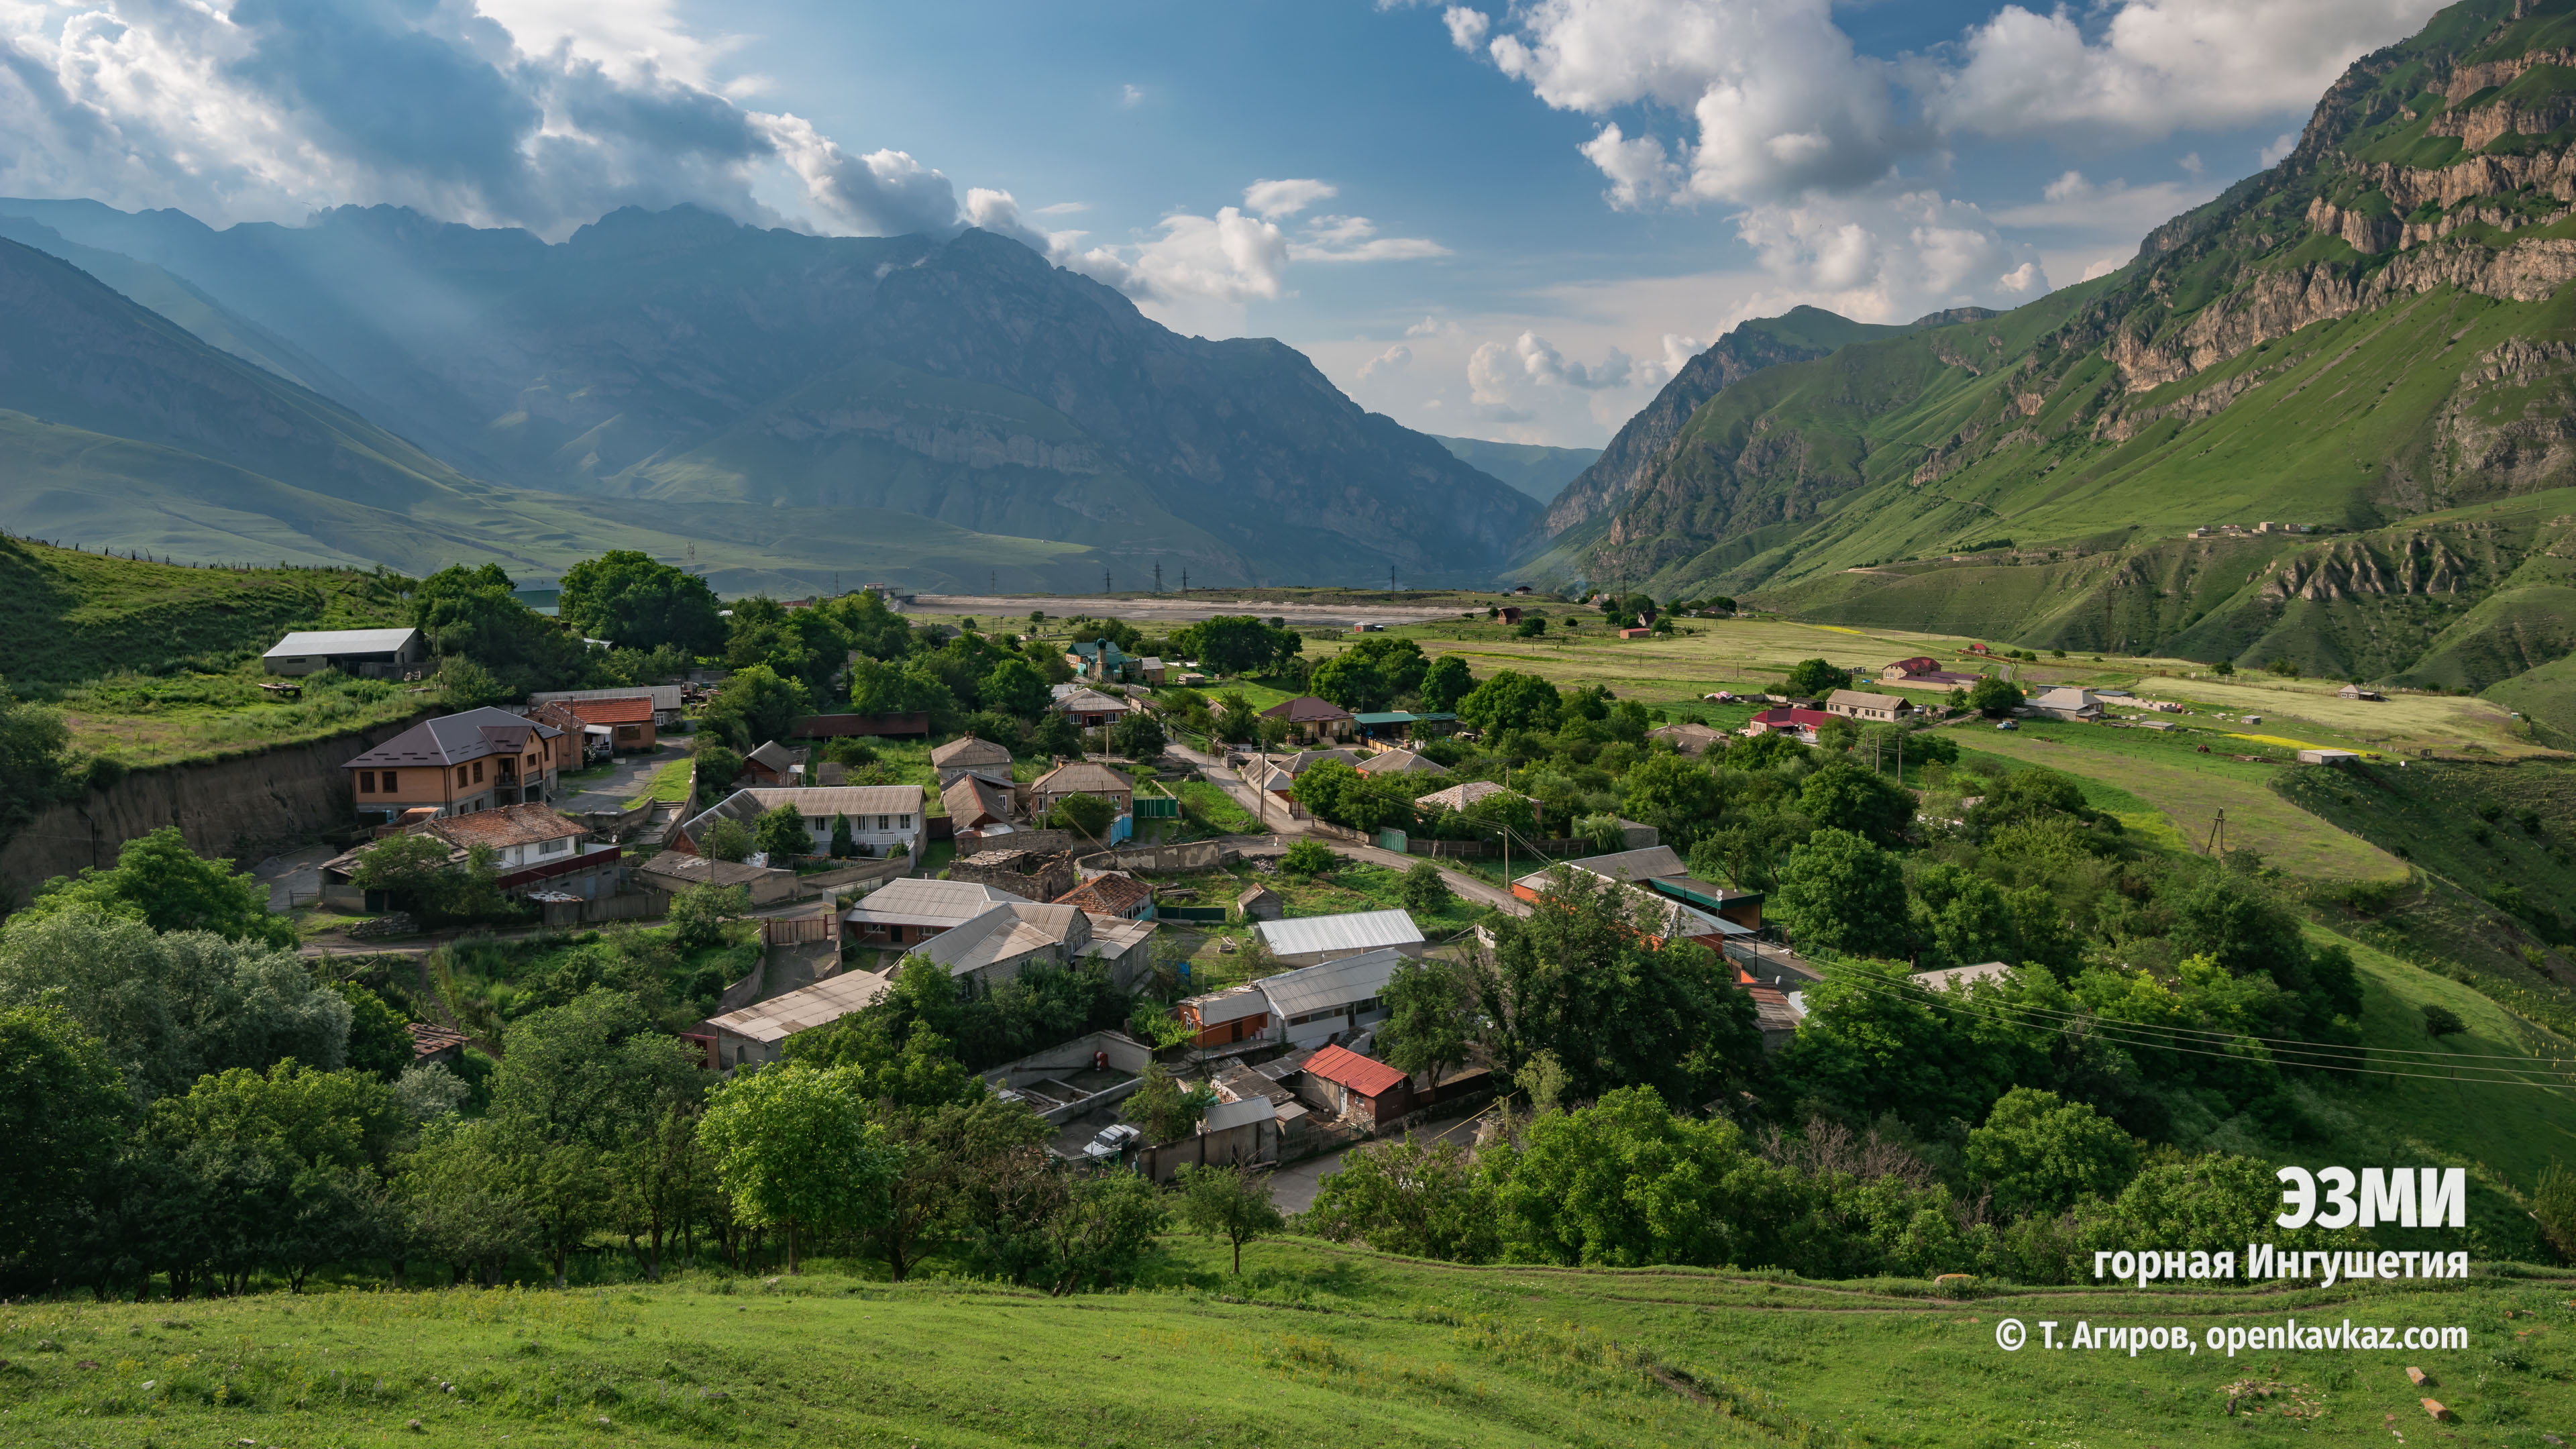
[{"left": 227, "top": 592, "right": 2341, "bottom": 1202}]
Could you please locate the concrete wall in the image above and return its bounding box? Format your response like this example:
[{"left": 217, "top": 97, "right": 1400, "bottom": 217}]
[
  {"left": 0, "top": 713, "right": 429, "bottom": 910},
  {"left": 1075, "top": 840, "right": 1228, "bottom": 876}
]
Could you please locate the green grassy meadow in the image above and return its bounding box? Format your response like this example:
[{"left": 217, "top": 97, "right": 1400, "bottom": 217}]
[{"left": 5, "top": 1244, "right": 2573, "bottom": 1448}]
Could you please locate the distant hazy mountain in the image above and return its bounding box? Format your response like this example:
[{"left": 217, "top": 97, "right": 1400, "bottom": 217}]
[
  {"left": 0, "top": 235, "right": 1131, "bottom": 592},
  {"left": 1428, "top": 435, "right": 1602, "bottom": 504},
  {"left": 0, "top": 201, "right": 1540, "bottom": 587}
]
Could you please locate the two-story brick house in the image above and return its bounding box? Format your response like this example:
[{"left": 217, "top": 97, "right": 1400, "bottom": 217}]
[{"left": 343, "top": 707, "right": 565, "bottom": 824}]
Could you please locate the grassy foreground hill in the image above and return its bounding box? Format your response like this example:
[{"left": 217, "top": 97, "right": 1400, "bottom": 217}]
[{"left": 3, "top": 1244, "right": 2569, "bottom": 1448}]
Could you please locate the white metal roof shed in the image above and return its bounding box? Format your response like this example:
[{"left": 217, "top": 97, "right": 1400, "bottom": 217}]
[
  {"left": 264, "top": 627, "right": 421, "bottom": 658},
  {"left": 1255, "top": 947, "right": 1405, "bottom": 1021},
  {"left": 1255, "top": 909, "right": 1424, "bottom": 959}
]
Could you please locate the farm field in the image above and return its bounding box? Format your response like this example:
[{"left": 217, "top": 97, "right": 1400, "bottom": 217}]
[
  {"left": 1953, "top": 720, "right": 2408, "bottom": 881},
  {"left": 5, "top": 1243, "right": 2573, "bottom": 1449},
  {"left": 2124, "top": 674, "right": 2551, "bottom": 759}
]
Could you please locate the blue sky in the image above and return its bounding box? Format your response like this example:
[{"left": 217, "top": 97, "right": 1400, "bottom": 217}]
[{"left": 0, "top": 0, "right": 2451, "bottom": 444}]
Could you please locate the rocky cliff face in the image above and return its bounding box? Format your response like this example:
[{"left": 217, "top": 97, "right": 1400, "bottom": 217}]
[{"left": 1548, "top": 0, "right": 2576, "bottom": 600}]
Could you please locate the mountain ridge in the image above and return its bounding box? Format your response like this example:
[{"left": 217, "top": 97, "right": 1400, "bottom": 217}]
[
  {"left": 0, "top": 201, "right": 1540, "bottom": 586},
  {"left": 1519, "top": 0, "right": 2576, "bottom": 731}
]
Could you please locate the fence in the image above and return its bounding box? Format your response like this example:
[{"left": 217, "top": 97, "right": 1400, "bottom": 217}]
[
  {"left": 1134, "top": 796, "right": 1181, "bottom": 819},
  {"left": 761, "top": 914, "right": 839, "bottom": 946},
  {"left": 581, "top": 892, "right": 663, "bottom": 924},
  {"left": 790, "top": 712, "right": 930, "bottom": 739}
]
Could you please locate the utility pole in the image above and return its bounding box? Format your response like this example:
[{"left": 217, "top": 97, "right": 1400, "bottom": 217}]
[
  {"left": 1155, "top": 562, "right": 1163, "bottom": 593},
  {"left": 1104, "top": 568, "right": 1113, "bottom": 595},
  {"left": 1181, "top": 568, "right": 1189, "bottom": 595}
]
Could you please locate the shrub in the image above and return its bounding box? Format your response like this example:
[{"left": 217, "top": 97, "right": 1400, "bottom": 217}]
[
  {"left": 2422, "top": 1003, "right": 2467, "bottom": 1036},
  {"left": 1281, "top": 839, "right": 1338, "bottom": 876},
  {"left": 1400, "top": 857, "right": 1454, "bottom": 912}
]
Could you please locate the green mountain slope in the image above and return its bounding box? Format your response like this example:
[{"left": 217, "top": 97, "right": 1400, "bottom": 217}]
[
  {"left": 0, "top": 236, "right": 1106, "bottom": 594},
  {"left": 1427, "top": 434, "right": 1601, "bottom": 503},
  {"left": 1540, "top": 0, "right": 2576, "bottom": 714}
]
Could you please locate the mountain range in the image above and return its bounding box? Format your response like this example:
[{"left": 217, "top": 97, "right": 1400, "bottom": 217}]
[
  {"left": 1507, "top": 0, "right": 2576, "bottom": 731},
  {"left": 13, "top": 0, "right": 2576, "bottom": 725},
  {"left": 0, "top": 202, "right": 1542, "bottom": 593}
]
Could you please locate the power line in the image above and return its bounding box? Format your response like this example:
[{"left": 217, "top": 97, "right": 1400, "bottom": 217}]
[{"left": 1811, "top": 966, "right": 2576, "bottom": 1090}]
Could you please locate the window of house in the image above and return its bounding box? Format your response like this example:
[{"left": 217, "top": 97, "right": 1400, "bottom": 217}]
[
  {"left": 358, "top": 771, "right": 376, "bottom": 793},
  {"left": 472, "top": 761, "right": 484, "bottom": 784},
  {"left": 876, "top": 814, "right": 890, "bottom": 830},
  {"left": 382, "top": 769, "right": 396, "bottom": 791},
  {"left": 455, "top": 765, "right": 470, "bottom": 787},
  {"left": 898, "top": 814, "right": 913, "bottom": 829},
  {"left": 541, "top": 837, "right": 570, "bottom": 855}
]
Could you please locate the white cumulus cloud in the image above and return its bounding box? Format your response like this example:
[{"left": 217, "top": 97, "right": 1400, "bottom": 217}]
[
  {"left": 1923, "top": 0, "right": 2446, "bottom": 140},
  {"left": 1244, "top": 178, "right": 1338, "bottom": 217},
  {"left": 1359, "top": 343, "right": 1414, "bottom": 380}
]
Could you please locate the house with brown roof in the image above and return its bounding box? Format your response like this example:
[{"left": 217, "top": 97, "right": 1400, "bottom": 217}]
[
  {"left": 1354, "top": 748, "right": 1448, "bottom": 777},
  {"left": 1881, "top": 656, "right": 1984, "bottom": 688},
  {"left": 407, "top": 1022, "right": 468, "bottom": 1066},
  {"left": 560, "top": 694, "right": 658, "bottom": 752},
  {"left": 1414, "top": 779, "right": 1519, "bottom": 815},
  {"left": 931, "top": 735, "right": 1014, "bottom": 786},
  {"left": 1260, "top": 695, "right": 1356, "bottom": 743},
  {"left": 1054, "top": 687, "right": 1134, "bottom": 728},
  {"left": 1055, "top": 871, "right": 1154, "bottom": 920},
  {"left": 322, "top": 803, "right": 619, "bottom": 906},
  {"left": 741, "top": 739, "right": 808, "bottom": 786},
  {"left": 941, "top": 773, "right": 1020, "bottom": 832},
  {"left": 1030, "top": 759, "right": 1134, "bottom": 817},
  {"left": 343, "top": 707, "right": 566, "bottom": 824},
  {"left": 1824, "top": 689, "right": 1912, "bottom": 722}
]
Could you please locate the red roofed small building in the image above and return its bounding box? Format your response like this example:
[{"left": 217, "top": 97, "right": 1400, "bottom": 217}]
[
  {"left": 562, "top": 694, "right": 657, "bottom": 752},
  {"left": 1054, "top": 871, "right": 1155, "bottom": 920},
  {"left": 1297, "top": 1044, "right": 1414, "bottom": 1128},
  {"left": 1880, "top": 656, "right": 1984, "bottom": 688},
  {"left": 1741, "top": 706, "right": 1833, "bottom": 743}
]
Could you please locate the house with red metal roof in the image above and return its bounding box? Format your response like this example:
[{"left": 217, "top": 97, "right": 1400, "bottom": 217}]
[
  {"left": 1296, "top": 1044, "right": 1413, "bottom": 1128},
  {"left": 561, "top": 694, "right": 659, "bottom": 752},
  {"left": 1740, "top": 706, "right": 1833, "bottom": 743}
]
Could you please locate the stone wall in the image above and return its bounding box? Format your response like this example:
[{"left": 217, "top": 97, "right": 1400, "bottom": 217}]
[
  {"left": 0, "top": 714, "right": 428, "bottom": 910},
  {"left": 950, "top": 848, "right": 1076, "bottom": 903}
]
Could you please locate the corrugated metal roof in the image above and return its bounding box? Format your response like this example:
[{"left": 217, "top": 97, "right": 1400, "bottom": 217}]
[
  {"left": 1563, "top": 845, "right": 1687, "bottom": 880},
  {"left": 1302, "top": 1044, "right": 1408, "bottom": 1097},
  {"left": 682, "top": 785, "right": 924, "bottom": 841},
  {"left": 1183, "top": 985, "right": 1269, "bottom": 1026},
  {"left": 1415, "top": 780, "right": 1517, "bottom": 813},
  {"left": 266, "top": 627, "right": 419, "bottom": 657},
  {"left": 1254, "top": 947, "right": 1403, "bottom": 1020},
  {"left": 1911, "top": 961, "right": 2010, "bottom": 992},
  {"left": 1201, "top": 1096, "right": 1277, "bottom": 1132},
  {"left": 910, "top": 903, "right": 1087, "bottom": 974},
  {"left": 844, "top": 877, "right": 1030, "bottom": 926},
  {"left": 1256, "top": 910, "right": 1422, "bottom": 959},
  {"left": 532, "top": 685, "right": 685, "bottom": 710},
  {"left": 706, "top": 970, "right": 892, "bottom": 1044}
]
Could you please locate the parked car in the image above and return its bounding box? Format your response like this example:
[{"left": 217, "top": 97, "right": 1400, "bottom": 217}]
[{"left": 1081, "top": 1123, "right": 1142, "bottom": 1162}]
